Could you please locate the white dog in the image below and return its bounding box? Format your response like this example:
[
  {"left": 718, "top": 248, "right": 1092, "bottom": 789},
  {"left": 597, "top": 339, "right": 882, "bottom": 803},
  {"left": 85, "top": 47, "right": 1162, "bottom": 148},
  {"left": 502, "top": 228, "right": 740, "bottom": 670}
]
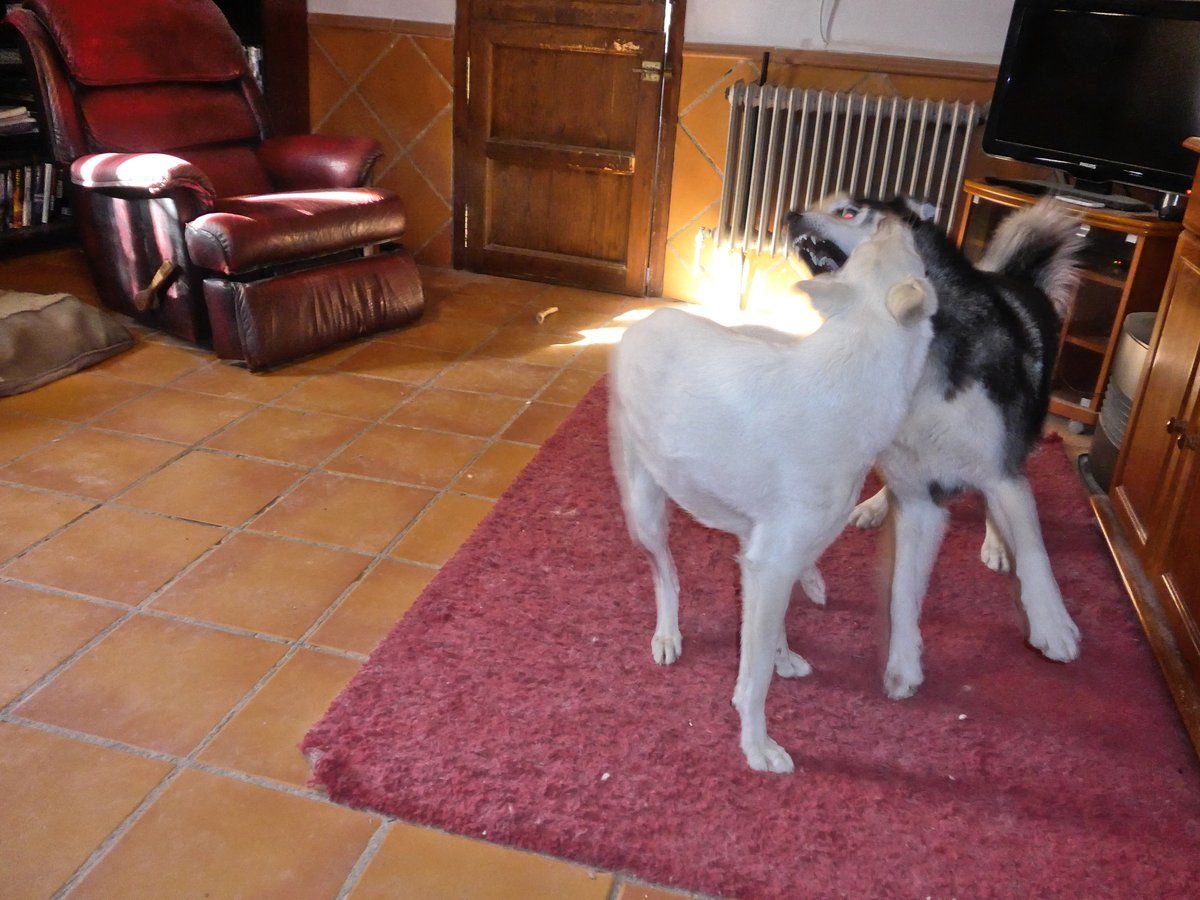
[{"left": 609, "top": 220, "right": 937, "bottom": 773}]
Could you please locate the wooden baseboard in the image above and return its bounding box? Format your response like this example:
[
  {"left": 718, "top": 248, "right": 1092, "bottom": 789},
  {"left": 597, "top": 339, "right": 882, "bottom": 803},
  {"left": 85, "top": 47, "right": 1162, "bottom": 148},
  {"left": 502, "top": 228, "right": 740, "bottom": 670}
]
[
  {"left": 307, "top": 12, "right": 453, "bottom": 38},
  {"left": 680, "top": 42, "right": 997, "bottom": 82},
  {"left": 1091, "top": 493, "right": 1200, "bottom": 759}
]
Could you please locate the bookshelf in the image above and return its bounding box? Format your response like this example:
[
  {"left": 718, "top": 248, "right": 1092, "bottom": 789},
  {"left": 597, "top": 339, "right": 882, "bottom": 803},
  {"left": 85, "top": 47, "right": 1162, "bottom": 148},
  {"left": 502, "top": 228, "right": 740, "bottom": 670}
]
[
  {"left": 0, "top": 0, "right": 309, "bottom": 259},
  {"left": 212, "top": 0, "right": 310, "bottom": 136},
  {"left": 0, "top": 12, "right": 72, "bottom": 259}
]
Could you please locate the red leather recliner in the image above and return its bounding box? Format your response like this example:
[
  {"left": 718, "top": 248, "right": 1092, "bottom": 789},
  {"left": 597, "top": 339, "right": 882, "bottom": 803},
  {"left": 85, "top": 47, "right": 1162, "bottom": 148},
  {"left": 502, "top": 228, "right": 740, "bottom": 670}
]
[{"left": 8, "top": 0, "right": 424, "bottom": 370}]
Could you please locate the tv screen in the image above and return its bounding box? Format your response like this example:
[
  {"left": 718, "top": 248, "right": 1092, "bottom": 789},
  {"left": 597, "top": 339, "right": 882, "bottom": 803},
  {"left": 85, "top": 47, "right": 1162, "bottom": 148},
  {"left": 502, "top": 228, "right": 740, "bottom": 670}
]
[{"left": 985, "top": 0, "right": 1200, "bottom": 194}]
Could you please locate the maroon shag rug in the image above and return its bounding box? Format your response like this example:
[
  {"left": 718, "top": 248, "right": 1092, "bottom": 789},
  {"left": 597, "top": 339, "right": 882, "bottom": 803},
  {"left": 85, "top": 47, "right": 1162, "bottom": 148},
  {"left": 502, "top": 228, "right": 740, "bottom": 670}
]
[{"left": 305, "top": 381, "right": 1200, "bottom": 897}]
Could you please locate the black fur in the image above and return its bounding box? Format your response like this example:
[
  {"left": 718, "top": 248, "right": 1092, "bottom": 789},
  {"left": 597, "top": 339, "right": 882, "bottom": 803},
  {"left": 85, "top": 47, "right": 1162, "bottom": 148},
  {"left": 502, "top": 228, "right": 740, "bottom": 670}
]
[{"left": 800, "top": 196, "right": 1069, "bottom": 475}]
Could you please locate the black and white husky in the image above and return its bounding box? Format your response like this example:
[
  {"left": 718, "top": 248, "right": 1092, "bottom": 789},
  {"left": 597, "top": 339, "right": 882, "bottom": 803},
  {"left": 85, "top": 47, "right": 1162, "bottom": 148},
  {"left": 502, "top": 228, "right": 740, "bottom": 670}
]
[{"left": 789, "top": 194, "right": 1085, "bottom": 699}]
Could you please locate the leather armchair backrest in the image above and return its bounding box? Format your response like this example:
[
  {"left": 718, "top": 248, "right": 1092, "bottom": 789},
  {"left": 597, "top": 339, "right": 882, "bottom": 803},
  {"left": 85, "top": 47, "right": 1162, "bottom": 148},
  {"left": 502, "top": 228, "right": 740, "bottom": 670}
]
[{"left": 14, "top": 0, "right": 275, "bottom": 198}]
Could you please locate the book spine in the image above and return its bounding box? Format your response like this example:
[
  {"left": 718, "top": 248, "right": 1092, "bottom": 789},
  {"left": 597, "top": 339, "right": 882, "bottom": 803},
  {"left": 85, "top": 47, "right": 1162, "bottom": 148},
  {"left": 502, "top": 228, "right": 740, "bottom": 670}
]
[
  {"left": 12, "top": 166, "right": 22, "bottom": 228},
  {"left": 41, "top": 161, "right": 51, "bottom": 224}
]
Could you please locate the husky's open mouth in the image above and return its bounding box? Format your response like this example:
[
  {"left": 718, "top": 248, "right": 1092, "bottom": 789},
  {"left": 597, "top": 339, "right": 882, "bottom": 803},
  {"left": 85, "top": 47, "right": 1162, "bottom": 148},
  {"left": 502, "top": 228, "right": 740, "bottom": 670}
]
[{"left": 793, "top": 233, "right": 847, "bottom": 274}]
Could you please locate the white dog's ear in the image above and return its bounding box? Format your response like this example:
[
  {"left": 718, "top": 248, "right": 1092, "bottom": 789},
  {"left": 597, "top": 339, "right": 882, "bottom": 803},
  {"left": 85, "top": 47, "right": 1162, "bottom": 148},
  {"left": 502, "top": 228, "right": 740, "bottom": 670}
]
[{"left": 885, "top": 276, "right": 936, "bottom": 326}]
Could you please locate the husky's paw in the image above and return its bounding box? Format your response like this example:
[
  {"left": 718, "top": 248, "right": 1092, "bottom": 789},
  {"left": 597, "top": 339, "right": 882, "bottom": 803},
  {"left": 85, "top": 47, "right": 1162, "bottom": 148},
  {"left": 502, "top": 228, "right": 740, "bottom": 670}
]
[
  {"left": 799, "top": 567, "right": 827, "bottom": 606},
  {"left": 651, "top": 630, "right": 682, "bottom": 665},
  {"left": 980, "top": 532, "right": 1011, "bottom": 573},
  {"left": 1028, "top": 611, "right": 1081, "bottom": 663},
  {"left": 774, "top": 648, "right": 813, "bottom": 678},
  {"left": 884, "top": 658, "right": 924, "bottom": 700},
  {"left": 849, "top": 492, "right": 888, "bottom": 529},
  {"left": 742, "top": 737, "right": 795, "bottom": 774}
]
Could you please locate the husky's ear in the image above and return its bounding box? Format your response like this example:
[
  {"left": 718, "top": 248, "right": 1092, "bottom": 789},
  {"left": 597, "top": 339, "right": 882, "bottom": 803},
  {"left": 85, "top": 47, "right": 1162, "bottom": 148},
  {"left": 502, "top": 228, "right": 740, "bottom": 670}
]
[
  {"left": 885, "top": 276, "right": 937, "bottom": 326},
  {"left": 896, "top": 197, "right": 937, "bottom": 222}
]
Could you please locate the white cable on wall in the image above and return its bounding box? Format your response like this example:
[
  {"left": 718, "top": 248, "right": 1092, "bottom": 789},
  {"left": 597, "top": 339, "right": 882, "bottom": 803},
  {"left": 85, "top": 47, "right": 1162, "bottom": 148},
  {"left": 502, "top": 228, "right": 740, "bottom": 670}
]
[{"left": 819, "top": 0, "right": 841, "bottom": 45}]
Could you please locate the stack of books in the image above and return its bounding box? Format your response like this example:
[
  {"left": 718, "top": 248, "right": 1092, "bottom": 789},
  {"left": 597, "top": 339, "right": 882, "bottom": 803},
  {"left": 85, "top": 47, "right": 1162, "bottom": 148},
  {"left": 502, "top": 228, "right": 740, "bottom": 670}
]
[
  {"left": 1, "top": 161, "right": 69, "bottom": 229},
  {"left": 0, "top": 104, "right": 36, "bottom": 136}
]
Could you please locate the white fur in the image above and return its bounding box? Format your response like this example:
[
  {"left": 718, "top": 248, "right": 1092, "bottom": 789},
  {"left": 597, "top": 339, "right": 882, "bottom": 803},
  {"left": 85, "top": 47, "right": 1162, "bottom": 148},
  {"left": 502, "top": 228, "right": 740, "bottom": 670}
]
[
  {"left": 609, "top": 222, "right": 937, "bottom": 773},
  {"left": 856, "top": 362, "right": 1080, "bottom": 699}
]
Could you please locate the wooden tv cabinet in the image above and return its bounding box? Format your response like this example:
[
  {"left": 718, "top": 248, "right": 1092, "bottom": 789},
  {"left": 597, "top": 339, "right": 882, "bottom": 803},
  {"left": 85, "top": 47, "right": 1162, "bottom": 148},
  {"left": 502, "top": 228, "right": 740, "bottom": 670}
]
[
  {"left": 956, "top": 178, "right": 1180, "bottom": 427},
  {"left": 1090, "top": 140, "right": 1200, "bottom": 757}
]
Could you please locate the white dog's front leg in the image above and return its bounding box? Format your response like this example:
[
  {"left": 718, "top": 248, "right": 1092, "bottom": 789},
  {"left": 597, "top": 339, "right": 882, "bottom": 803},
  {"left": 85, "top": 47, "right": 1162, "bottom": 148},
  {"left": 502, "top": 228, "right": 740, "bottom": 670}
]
[
  {"left": 984, "top": 477, "right": 1080, "bottom": 662},
  {"left": 733, "top": 536, "right": 801, "bottom": 774},
  {"left": 849, "top": 486, "right": 889, "bottom": 528},
  {"left": 885, "top": 496, "right": 949, "bottom": 699}
]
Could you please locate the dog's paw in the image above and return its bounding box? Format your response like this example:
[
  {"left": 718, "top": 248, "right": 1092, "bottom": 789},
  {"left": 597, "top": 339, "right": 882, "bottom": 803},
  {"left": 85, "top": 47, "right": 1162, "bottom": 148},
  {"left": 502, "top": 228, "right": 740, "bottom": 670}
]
[
  {"left": 849, "top": 493, "right": 888, "bottom": 529},
  {"left": 651, "top": 631, "right": 682, "bottom": 665},
  {"left": 1028, "top": 612, "right": 1081, "bottom": 663},
  {"left": 884, "top": 659, "right": 923, "bottom": 700},
  {"left": 980, "top": 532, "right": 1011, "bottom": 573},
  {"left": 799, "top": 567, "right": 827, "bottom": 606},
  {"left": 742, "top": 737, "right": 795, "bottom": 774},
  {"left": 774, "top": 648, "right": 813, "bottom": 678}
]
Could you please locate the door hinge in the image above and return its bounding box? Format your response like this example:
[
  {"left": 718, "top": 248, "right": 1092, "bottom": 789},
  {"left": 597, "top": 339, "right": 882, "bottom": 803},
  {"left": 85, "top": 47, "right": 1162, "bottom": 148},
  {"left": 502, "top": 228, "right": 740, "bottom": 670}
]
[
  {"left": 633, "top": 59, "right": 663, "bottom": 83},
  {"left": 465, "top": 55, "right": 471, "bottom": 102},
  {"left": 463, "top": 206, "right": 469, "bottom": 247}
]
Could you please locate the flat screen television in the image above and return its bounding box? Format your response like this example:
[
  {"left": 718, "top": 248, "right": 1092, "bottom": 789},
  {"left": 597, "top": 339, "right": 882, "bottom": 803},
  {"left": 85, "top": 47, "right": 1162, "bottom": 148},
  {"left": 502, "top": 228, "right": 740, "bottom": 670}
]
[{"left": 984, "top": 0, "right": 1200, "bottom": 197}]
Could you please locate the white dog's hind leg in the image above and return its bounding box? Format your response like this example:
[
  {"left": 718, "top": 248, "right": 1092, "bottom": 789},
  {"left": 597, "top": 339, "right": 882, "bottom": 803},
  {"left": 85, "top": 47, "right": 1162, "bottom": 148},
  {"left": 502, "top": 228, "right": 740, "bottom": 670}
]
[
  {"left": 774, "top": 568, "right": 821, "bottom": 677},
  {"left": 979, "top": 510, "right": 1012, "bottom": 573},
  {"left": 983, "top": 477, "right": 1080, "bottom": 662},
  {"left": 733, "top": 529, "right": 807, "bottom": 773},
  {"left": 627, "top": 466, "right": 682, "bottom": 665},
  {"left": 774, "top": 633, "right": 813, "bottom": 679},
  {"left": 610, "top": 412, "right": 682, "bottom": 665},
  {"left": 884, "top": 496, "right": 949, "bottom": 700},
  {"left": 849, "top": 487, "right": 889, "bottom": 528}
]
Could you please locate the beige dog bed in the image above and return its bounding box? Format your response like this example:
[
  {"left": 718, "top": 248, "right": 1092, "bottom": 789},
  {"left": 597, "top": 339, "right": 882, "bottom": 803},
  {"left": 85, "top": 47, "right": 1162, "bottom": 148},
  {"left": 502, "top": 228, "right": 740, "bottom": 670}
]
[{"left": 0, "top": 291, "right": 133, "bottom": 397}]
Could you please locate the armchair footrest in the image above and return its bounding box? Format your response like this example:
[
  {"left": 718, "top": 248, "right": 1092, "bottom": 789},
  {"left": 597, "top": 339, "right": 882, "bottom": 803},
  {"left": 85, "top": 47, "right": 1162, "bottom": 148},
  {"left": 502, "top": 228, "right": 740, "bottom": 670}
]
[{"left": 204, "top": 250, "right": 424, "bottom": 371}]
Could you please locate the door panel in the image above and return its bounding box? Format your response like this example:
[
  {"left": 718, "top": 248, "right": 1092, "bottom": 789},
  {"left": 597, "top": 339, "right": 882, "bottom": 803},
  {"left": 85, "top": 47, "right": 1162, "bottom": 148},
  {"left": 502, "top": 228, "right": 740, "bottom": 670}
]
[
  {"left": 1157, "top": 446, "right": 1200, "bottom": 682},
  {"left": 457, "top": 1, "right": 674, "bottom": 295},
  {"left": 488, "top": 162, "right": 634, "bottom": 262},
  {"left": 476, "top": 0, "right": 665, "bottom": 31},
  {"left": 1114, "top": 231, "right": 1200, "bottom": 555}
]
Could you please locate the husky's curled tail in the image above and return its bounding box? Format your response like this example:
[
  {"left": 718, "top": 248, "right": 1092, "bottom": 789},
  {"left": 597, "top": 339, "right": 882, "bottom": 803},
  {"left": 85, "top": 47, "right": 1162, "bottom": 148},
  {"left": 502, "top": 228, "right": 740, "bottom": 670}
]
[{"left": 979, "top": 199, "right": 1084, "bottom": 318}]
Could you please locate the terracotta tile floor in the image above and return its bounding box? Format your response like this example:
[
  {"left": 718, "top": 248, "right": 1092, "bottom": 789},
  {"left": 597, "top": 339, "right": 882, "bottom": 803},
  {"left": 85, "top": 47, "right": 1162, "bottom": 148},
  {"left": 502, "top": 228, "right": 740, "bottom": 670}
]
[
  {"left": 0, "top": 247, "right": 698, "bottom": 898},
  {"left": 0, "top": 249, "right": 1089, "bottom": 898}
]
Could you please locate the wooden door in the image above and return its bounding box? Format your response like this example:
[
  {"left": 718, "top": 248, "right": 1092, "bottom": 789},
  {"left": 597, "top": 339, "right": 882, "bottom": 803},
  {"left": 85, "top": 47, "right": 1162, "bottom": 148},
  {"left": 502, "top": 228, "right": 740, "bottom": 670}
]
[
  {"left": 1156, "top": 434, "right": 1200, "bottom": 681},
  {"left": 454, "top": 0, "right": 683, "bottom": 295},
  {"left": 1113, "top": 231, "right": 1200, "bottom": 558}
]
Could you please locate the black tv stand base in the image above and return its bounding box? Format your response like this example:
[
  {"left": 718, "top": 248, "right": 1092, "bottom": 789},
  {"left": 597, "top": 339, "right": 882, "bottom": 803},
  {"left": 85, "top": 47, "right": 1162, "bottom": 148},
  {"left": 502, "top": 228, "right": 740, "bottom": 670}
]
[{"left": 983, "top": 177, "right": 1154, "bottom": 214}]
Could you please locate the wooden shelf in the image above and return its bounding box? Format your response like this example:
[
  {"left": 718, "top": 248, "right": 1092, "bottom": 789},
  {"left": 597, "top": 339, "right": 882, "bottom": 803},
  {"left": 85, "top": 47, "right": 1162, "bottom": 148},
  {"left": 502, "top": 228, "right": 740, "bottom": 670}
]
[
  {"left": 961, "top": 178, "right": 1180, "bottom": 426},
  {"left": 1062, "top": 331, "right": 1109, "bottom": 354},
  {"left": 1049, "top": 387, "right": 1099, "bottom": 426},
  {"left": 1078, "top": 268, "right": 1127, "bottom": 290},
  {"left": 0, "top": 219, "right": 76, "bottom": 258}
]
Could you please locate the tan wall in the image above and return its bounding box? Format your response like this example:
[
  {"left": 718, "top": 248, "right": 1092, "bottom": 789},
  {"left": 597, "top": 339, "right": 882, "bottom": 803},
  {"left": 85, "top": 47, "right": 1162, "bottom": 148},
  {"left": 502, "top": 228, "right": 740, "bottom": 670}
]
[{"left": 308, "top": 17, "right": 454, "bottom": 267}]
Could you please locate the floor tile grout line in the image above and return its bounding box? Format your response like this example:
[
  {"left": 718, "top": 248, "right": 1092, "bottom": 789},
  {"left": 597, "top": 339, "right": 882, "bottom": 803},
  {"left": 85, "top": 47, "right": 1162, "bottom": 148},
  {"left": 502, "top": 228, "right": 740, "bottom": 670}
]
[{"left": 335, "top": 819, "right": 393, "bottom": 899}]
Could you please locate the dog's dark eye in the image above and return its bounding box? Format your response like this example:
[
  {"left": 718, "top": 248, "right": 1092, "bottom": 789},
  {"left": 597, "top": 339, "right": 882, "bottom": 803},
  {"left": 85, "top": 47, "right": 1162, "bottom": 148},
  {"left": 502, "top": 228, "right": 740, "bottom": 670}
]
[{"left": 839, "top": 206, "right": 858, "bottom": 219}]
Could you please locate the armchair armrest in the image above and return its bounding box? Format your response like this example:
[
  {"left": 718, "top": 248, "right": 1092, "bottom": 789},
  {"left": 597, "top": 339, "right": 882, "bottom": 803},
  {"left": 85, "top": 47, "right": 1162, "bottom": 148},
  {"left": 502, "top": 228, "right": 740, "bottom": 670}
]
[
  {"left": 256, "top": 135, "right": 383, "bottom": 190},
  {"left": 71, "top": 153, "right": 216, "bottom": 216}
]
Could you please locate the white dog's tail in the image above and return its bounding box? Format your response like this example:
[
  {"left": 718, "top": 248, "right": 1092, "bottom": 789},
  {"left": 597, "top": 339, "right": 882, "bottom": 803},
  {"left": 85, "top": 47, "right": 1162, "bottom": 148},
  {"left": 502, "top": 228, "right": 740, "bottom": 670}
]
[{"left": 978, "top": 199, "right": 1084, "bottom": 318}]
